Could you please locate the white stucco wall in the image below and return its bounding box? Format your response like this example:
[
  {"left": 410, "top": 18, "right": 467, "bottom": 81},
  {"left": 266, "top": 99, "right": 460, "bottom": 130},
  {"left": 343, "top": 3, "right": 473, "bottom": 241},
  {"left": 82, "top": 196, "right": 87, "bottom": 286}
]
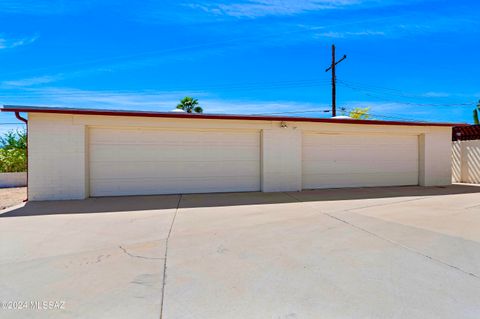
[
  {"left": 26, "top": 113, "right": 453, "bottom": 200},
  {"left": 261, "top": 128, "right": 302, "bottom": 192},
  {"left": 28, "top": 113, "right": 87, "bottom": 200},
  {"left": 452, "top": 140, "right": 480, "bottom": 184}
]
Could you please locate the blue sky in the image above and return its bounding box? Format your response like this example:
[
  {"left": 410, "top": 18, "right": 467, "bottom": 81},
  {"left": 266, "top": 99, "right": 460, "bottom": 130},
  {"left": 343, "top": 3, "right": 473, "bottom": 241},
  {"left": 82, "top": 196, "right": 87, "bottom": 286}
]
[{"left": 0, "top": 0, "right": 479, "bottom": 134}]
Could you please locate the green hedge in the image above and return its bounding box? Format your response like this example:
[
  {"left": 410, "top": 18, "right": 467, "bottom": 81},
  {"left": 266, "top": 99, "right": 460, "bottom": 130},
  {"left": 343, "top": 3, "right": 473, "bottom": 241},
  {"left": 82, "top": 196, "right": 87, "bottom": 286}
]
[{"left": 0, "top": 130, "right": 27, "bottom": 173}]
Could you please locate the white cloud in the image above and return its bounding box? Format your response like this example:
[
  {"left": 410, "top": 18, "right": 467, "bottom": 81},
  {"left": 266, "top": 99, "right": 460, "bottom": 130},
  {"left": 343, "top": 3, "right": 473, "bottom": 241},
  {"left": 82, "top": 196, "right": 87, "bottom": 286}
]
[
  {"left": 0, "top": 86, "right": 325, "bottom": 115},
  {"left": 188, "top": 0, "right": 364, "bottom": 18},
  {"left": 0, "top": 35, "right": 38, "bottom": 50},
  {"left": 314, "top": 30, "right": 385, "bottom": 38},
  {"left": 1, "top": 86, "right": 465, "bottom": 123},
  {"left": 21, "top": 88, "right": 195, "bottom": 109},
  {"left": 2, "top": 75, "right": 60, "bottom": 87},
  {"left": 421, "top": 92, "right": 450, "bottom": 98}
]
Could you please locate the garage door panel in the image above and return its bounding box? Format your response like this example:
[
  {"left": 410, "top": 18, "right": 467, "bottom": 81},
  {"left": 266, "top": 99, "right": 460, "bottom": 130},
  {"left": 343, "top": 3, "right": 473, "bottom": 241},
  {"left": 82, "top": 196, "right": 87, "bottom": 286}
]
[
  {"left": 304, "top": 142, "right": 418, "bottom": 159},
  {"left": 90, "top": 128, "right": 258, "bottom": 145},
  {"left": 303, "top": 133, "right": 416, "bottom": 145},
  {"left": 303, "top": 172, "right": 419, "bottom": 189},
  {"left": 303, "top": 148, "right": 418, "bottom": 162},
  {"left": 90, "top": 145, "right": 259, "bottom": 162},
  {"left": 303, "top": 133, "right": 419, "bottom": 189},
  {"left": 303, "top": 160, "right": 418, "bottom": 174},
  {"left": 90, "top": 175, "right": 260, "bottom": 197},
  {"left": 90, "top": 160, "right": 259, "bottom": 179},
  {"left": 89, "top": 128, "right": 260, "bottom": 196}
]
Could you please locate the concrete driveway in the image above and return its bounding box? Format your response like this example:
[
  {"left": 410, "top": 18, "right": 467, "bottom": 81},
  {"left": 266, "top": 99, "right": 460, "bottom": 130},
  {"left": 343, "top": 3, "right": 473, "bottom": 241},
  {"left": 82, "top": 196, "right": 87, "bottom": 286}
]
[{"left": 1, "top": 185, "right": 480, "bottom": 318}]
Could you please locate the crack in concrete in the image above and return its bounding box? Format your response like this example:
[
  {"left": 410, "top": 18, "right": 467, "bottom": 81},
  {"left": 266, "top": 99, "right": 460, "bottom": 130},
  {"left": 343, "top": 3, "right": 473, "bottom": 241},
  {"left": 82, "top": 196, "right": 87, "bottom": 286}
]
[
  {"left": 284, "top": 192, "right": 480, "bottom": 280},
  {"left": 465, "top": 203, "right": 480, "bottom": 210},
  {"left": 118, "top": 245, "right": 165, "bottom": 260},
  {"left": 159, "top": 194, "right": 182, "bottom": 319}
]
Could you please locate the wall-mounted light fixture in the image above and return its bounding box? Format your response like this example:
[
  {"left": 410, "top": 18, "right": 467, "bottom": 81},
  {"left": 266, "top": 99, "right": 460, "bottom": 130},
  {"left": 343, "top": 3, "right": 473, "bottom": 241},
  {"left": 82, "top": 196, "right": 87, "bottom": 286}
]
[{"left": 280, "top": 121, "right": 288, "bottom": 128}]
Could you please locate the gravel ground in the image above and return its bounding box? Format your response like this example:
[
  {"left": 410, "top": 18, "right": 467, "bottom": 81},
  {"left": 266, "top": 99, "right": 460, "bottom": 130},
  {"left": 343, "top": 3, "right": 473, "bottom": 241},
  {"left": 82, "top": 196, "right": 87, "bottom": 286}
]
[{"left": 0, "top": 187, "right": 27, "bottom": 210}]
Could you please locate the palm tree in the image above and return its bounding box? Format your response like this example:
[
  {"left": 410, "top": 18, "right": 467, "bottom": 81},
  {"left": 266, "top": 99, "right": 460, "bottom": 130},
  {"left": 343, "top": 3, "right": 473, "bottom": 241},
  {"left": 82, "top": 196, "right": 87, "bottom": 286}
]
[
  {"left": 176, "top": 96, "right": 203, "bottom": 113},
  {"left": 474, "top": 100, "right": 480, "bottom": 125}
]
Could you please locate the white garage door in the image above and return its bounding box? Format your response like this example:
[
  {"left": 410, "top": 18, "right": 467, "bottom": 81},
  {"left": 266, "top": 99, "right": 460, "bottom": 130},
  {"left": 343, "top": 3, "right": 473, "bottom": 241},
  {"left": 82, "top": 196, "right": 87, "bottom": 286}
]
[
  {"left": 89, "top": 127, "right": 261, "bottom": 197},
  {"left": 303, "top": 133, "right": 419, "bottom": 189}
]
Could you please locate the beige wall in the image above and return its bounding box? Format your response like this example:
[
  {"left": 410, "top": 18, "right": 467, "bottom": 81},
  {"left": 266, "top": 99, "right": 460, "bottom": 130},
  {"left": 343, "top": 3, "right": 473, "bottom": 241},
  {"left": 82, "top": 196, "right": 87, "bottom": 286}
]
[
  {"left": 452, "top": 140, "right": 480, "bottom": 184},
  {"left": 27, "top": 113, "right": 453, "bottom": 200},
  {"left": 0, "top": 172, "right": 27, "bottom": 188},
  {"left": 418, "top": 129, "right": 453, "bottom": 186}
]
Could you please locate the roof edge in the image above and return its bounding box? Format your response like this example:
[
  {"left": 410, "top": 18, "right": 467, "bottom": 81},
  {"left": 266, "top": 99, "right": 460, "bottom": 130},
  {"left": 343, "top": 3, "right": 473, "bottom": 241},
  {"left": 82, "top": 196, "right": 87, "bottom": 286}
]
[{"left": 1, "top": 105, "right": 467, "bottom": 127}]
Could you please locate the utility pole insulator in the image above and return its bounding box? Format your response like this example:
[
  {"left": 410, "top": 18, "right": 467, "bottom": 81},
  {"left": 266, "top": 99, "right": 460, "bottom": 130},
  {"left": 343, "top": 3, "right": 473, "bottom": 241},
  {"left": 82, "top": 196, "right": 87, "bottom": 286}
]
[{"left": 325, "top": 44, "right": 347, "bottom": 117}]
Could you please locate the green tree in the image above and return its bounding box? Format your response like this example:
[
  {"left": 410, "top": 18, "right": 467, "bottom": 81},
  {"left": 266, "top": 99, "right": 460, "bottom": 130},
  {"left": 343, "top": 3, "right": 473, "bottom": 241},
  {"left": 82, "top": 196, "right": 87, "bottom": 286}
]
[
  {"left": 349, "top": 107, "right": 371, "bottom": 120},
  {"left": 474, "top": 100, "right": 480, "bottom": 125},
  {"left": 176, "top": 96, "right": 203, "bottom": 113},
  {"left": 0, "top": 130, "right": 27, "bottom": 172}
]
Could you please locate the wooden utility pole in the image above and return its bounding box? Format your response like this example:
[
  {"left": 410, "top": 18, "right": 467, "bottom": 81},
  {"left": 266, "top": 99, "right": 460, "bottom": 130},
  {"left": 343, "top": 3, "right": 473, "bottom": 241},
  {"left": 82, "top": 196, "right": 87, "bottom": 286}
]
[{"left": 325, "top": 44, "right": 347, "bottom": 117}]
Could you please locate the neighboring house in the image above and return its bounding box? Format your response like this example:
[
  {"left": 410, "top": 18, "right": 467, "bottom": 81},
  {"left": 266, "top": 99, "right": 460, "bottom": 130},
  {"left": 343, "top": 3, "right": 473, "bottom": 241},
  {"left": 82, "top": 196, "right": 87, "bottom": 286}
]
[
  {"left": 1, "top": 105, "right": 461, "bottom": 201},
  {"left": 452, "top": 125, "right": 480, "bottom": 184}
]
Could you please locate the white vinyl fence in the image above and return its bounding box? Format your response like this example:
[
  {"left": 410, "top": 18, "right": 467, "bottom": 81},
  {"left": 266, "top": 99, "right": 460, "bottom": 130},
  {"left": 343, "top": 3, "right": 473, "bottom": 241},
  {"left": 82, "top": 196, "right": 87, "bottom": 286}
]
[
  {"left": 452, "top": 140, "right": 480, "bottom": 184},
  {"left": 0, "top": 172, "right": 27, "bottom": 188}
]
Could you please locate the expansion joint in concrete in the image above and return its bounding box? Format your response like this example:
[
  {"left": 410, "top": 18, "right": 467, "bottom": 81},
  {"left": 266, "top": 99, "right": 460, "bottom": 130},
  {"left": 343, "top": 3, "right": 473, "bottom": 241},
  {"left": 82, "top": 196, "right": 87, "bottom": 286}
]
[
  {"left": 324, "top": 212, "right": 480, "bottom": 280},
  {"left": 283, "top": 192, "right": 480, "bottom": 280},
  {"left": 159, "top": 194, "right": 182, "bottom": 319}
]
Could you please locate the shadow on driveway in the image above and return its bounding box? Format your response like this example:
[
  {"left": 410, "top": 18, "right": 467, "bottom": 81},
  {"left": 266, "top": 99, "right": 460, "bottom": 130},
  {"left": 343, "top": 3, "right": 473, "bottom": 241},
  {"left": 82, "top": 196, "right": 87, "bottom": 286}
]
[{"left": 1, "top": 184, "right": 479, "bottom": 218}]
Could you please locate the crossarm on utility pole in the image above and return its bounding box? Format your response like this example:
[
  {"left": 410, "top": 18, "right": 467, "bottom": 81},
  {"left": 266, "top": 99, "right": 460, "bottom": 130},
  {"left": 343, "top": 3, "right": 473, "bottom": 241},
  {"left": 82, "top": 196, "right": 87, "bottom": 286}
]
[{"left": 325, "top": 55, "right": 347, "bottom": 72}]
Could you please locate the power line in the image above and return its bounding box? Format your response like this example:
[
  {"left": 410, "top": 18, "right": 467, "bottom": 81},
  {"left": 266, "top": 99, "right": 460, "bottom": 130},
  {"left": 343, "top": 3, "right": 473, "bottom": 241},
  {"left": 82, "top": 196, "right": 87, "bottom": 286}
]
[
  {"left": 366, "top": 113, "right": 426, "bottom": 122},
  {"left": 338, "top": 82, "right": 474, "bottom": 107},
  {"left": 338, "top": 79, "right": 410, "bottom": 94},
  {"left": 255, "top": 107, "right": 430, "bottom": 122},
  {"left": 338, "top": 80, "right": 422, "bottom": 100},
  {"left": 338, "top": 80, "right": 475, "bottom": 106},
  {"left": 252, "top": 109, "right": 331, "bottom": 115},
  {"left": 341, "top": 107, "right": 428, "bottom": 122},
  {"left": 2, "top": 77, "right": 472, "bottom": 108},
  {"left": 254, "top": 106, "right": 427, "bottom": 122}
]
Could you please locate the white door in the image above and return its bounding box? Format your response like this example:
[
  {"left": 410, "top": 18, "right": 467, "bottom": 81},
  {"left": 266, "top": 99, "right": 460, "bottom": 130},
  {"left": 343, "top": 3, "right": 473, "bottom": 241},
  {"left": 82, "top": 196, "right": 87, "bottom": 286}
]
[
  {"left": 302, "top": 133, "right": 419, "bottom": 189},
  {"left": 89, "top": 127, "right": 261, "bottom": 196}
]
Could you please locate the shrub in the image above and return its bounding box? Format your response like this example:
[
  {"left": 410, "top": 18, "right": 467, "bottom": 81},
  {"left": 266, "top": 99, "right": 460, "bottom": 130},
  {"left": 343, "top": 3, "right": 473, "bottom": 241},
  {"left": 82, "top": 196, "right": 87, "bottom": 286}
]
[
  {"left": 0, "top": 130, "right": 27, "bottom": 173},
  {"left": 349, "top": 107, "right": 371, "bottom": 120}
]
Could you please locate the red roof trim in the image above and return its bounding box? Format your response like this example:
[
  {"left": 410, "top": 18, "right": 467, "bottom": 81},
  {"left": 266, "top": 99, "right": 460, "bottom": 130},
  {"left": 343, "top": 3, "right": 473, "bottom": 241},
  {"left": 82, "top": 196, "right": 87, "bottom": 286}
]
[{"left": 1, "top": 105, "right": 466, "bottom": 127}]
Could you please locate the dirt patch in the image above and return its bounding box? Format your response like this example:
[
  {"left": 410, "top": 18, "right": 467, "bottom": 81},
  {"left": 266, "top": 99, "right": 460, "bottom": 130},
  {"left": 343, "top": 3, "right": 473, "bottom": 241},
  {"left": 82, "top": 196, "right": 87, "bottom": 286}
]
[{"left": 0, "top": 187, "right": 27, "bottom": 210}]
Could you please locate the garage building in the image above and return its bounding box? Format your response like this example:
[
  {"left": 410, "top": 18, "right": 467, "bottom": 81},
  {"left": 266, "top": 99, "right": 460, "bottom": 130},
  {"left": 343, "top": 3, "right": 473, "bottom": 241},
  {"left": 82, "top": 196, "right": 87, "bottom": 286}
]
[{"left": 1, "top": 105, "right": 457, "bottom": 201}]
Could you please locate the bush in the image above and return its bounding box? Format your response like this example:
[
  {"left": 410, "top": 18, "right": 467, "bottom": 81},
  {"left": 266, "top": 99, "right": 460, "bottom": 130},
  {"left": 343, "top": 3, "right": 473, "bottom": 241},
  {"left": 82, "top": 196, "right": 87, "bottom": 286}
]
[
  {"left": 349, "top": 107, "right": 371, "bottom": 120},
  {"left": 0, "top": 130, "right": 27, "bottom": 173}
]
